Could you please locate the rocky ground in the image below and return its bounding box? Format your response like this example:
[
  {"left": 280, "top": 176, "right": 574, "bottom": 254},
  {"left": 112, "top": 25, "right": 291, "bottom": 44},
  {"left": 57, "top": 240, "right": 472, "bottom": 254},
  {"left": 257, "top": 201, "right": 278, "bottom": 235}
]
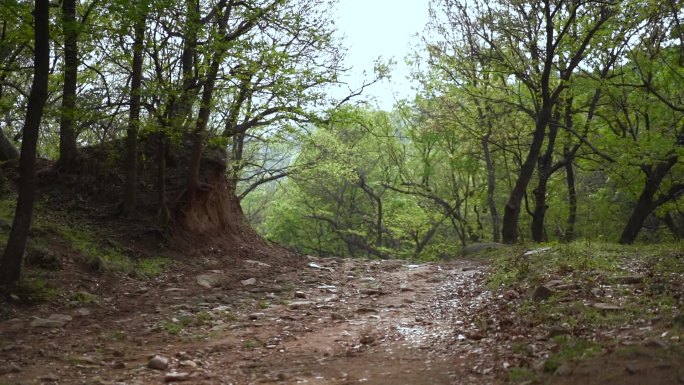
[{"left": 0, "top": 250, "right": 682, "bottom": 385}]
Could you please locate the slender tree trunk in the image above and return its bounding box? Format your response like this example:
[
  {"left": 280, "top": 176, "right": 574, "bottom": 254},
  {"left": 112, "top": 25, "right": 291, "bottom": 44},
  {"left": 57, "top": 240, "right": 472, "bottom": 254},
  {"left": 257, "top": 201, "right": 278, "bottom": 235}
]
[
  {"left": 122, "top": 8, "right": 146, "bottom": 216},
  {"left": 564, "top": 152, "right": 577, "bottom": 242},
  {"left": 481, "top": 133, "right": 499, "bottom": 242},
  {"left": 619, "top": 156, "right": 679, "bottom": 244},
  {"left": 58, "top": 0, "right": 78, "bottom": 170},
  {"left": 0, "top": 0, "right": 49, "bottom": 288},
  {"left": 156, "top": 133, "right": 170, "bottom": 228}
]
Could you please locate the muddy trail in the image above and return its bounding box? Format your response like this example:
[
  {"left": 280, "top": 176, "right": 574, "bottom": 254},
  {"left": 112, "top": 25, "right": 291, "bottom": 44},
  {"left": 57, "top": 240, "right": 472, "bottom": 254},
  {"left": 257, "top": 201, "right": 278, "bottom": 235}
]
[
  {"left": 1, "top": 252, "right": 682, "bottom": 385},
  {"left": 0, "top": 255, "right": 505, "bottom": 385}
]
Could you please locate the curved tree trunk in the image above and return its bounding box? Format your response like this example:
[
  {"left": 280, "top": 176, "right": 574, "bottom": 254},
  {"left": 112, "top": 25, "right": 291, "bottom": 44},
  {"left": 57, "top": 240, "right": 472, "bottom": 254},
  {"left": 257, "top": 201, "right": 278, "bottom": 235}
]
[
  {"left": 619, "top": 156, "right": 682, "bottom": 244},
  {"left": 1, "top": 0, "right": 50, "bottom": 288},
  {"left": 502, "top": 104, "right": 551, "bottom": 243}
]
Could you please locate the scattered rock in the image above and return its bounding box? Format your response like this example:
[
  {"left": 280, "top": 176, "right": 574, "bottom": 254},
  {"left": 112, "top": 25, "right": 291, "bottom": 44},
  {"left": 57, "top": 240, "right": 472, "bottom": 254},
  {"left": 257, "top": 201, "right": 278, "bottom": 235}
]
[
  {"left": 592, "top": 303, "right": 624, "bottom": 311},
  {"left": 307, "top": 262, "right": 333, "bottom": 272},
  {"left": 75, "top": 308, "right": 91, "bottom": 317},
  {"left": 293, "top": 291, "right": 306, "bottom": 299},
  {"left": 361, "top": 289, "right": 384, "bottom": 296},
  {"left": 112, "top": 361, "right": 126, "bottom": 369},
  {"left": 243, "top": 259, "right": 271, "bottom": 269},
  {"left": 317, "top": 285, "right": 337, "bottom": 293},
  {"left": 644, "top": 338, "right": 669, "bottom": 349},
  {"left": 399, "top": 283, "right": 413, "bottom": 292},
  {"left": 148, "top": 355, "right": 169, "bottom": 370},
  {"left": 248, "top": 313, "right": 265, "bottom": 320},
  {"left": 38, "top": 373, "right": 60, "bottom": 382},
  {"left": 288, "top": 301, "right": 313, "bottom": 310},
  {"left": 241, "top": 278, "right": 257, "bottom": 286},
  {"left": 179, "top": 360, "right": 198, "bottom": 368},
  {"left": 625, "top": 363, "right": 640, "bottom": 374},
  {"left": 608, "top": 275, "right": 645, "bottom": 285},
  {"left": 554, "top": 363, "right": 572, "bottom": 376},
  {"left": 164, "top": 372, "right": 191, "bottom": 382},
  {"left": 359, "top": 277, "right": 376, "bottom": 283},
  {"left": 196, "top": 273, "right": 225, "bottom": 289},
  {"left": 532, "top": 286, "right": 553, "bottom": 301},
  {"left": 548, "top": 326, "right": 570, "bottom": 338},
  {"left": 30, "top": 317, "right": 67, "bottom": 328},
  {"left": 331, "top": 312, "right": 346, "bottom": 321},
  {"left": 524, "top": 247, "right": 552, "bottom": 256}
]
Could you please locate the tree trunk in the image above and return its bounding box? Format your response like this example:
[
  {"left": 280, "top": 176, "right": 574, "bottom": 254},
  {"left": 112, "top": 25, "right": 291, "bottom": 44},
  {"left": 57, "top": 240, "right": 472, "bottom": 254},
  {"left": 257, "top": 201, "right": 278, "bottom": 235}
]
[
  {"left": 481, "top": 134, "right": 500, "bottom": 242},
  {"left": 564, "top": 152, "right": 577, "bottom": 242},
  {"left": 0, "top": 0, "right": 49, "bottom": 288},
  {"left": 501, "top": 104, "right": 552, "bottom": 243},
  {"left": 156, "top": 133, "right": 170, "bottom": 228},
  {"left": 0, "top": 130, "right": 18, "bottom": 161},
  {"left": 122, "top": 8, "right": 146, "bottom": 216},
  {"left": 57, "top": 0, "right": 78, "bottom": 170},
  {"left": 619, "top": 156, "right": 679, "bottom": 244},
  {"left": 531, "top": 110, "right": 561, "bottom": 242}
]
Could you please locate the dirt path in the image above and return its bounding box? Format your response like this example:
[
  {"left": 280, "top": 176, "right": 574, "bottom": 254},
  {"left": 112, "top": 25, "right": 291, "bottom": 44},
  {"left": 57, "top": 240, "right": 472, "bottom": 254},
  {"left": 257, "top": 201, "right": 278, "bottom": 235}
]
[{"left": 0, "top": 256, "right": 502, "bottom": 385}]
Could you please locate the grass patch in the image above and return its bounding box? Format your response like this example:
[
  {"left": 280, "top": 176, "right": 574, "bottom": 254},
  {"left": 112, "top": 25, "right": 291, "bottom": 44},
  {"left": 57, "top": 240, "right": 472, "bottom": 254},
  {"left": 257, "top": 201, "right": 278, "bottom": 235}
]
[
  {"left": 11, "top": 274, "right": 58, "bottom": 303},
  {"left": 543, "top": 336, "right": 603, "bottom": 372}
]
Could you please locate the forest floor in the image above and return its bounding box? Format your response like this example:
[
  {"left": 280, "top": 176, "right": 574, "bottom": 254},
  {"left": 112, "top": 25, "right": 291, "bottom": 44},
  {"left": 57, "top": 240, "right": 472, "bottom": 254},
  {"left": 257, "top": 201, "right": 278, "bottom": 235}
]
[{"left": 0, "top": 239, "right": 683, "bottom": 385}]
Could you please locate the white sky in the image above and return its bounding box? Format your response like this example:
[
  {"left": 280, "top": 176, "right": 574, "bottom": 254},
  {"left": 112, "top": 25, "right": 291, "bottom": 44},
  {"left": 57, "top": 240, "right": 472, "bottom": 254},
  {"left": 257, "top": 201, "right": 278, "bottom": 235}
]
[{"left": 333, "top": 0, "right": 430, "bottom": 110}]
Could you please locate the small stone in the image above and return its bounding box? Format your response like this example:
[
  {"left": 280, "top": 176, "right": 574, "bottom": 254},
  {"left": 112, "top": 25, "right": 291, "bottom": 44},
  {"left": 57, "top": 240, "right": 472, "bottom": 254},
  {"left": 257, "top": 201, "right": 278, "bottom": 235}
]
[
  {"left": 48, "top": 314, "right": 73, "bottom": 322},
  {"left": 554, "top": 363, "right": 572, "bottom": 376},
  {"left": 592, "top": 303, "right": 623, "bottom": 311},
  {"left": 248, "top": 313, "right": 264, "bottom": 320},
  {"left": 39, "top": 373, "right": 60, "bottom": 382},
  {"left": 179, "top": 360, "right": 198, "bottom": 368},
  {"left": 532, "top": 286, "right": 553, "bottom": 301},
  {"left": 75, "top": 308, "right": 91, "bottom": 317},
  {"left": 548, "top": 326, "right": 570, "bottom": 338},
  {"left": 196, "top": 274, "right": 224, "bottom": 289},
  {"left": 241, "top": 278, "right": 257, "bottom": 286},
  {"left": 243, "top": 260, "right": 271, "bottom": 268},
  {"left": 331, "top": 313, "right": 346, "bottom": 321},
  {"left": 164, "top": 372, "right": 191, "bottom": 382},
  {"left": 399, "top": 283, "right": 413, "bottom": 292},
  {"left": 608, "top": 275, "right": 645, "bottom": 285},
  {"left": 293, "top": 291, "right": 306, "bottom": 299},
  {"left": 359, "top": 277, "right": 376, "bottom": 283},
  {"left": 288, "top": 301, "right": 313, "bottom": 310},
  {"left": 361, "top": 289, "right": 384, "bottom": 295},
  {"left": 148, "top": 355, "right": 169, "bottom": 370},
  {"left": 625, "top": 363, "right": 639, "bottom": 374},
  {"left": 644, "top": 338, "right": 669, "bottom": 349},
  {"left": 29, "top": 317, "right": 65, "bottom": 328}
]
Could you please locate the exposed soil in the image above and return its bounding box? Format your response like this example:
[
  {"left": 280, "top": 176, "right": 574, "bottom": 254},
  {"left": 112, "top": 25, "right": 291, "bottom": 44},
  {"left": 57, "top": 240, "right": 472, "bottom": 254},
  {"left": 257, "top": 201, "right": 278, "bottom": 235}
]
[{"left": 1, "top": 248, "right": 682, "bottom": 385}]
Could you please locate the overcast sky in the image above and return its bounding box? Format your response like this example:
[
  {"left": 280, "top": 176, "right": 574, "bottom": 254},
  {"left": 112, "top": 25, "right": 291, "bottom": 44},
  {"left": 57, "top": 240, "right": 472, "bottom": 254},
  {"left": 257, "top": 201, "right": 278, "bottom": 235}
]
[{"left": 333, "top": 0, "right": 430, "bottom": 110}]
